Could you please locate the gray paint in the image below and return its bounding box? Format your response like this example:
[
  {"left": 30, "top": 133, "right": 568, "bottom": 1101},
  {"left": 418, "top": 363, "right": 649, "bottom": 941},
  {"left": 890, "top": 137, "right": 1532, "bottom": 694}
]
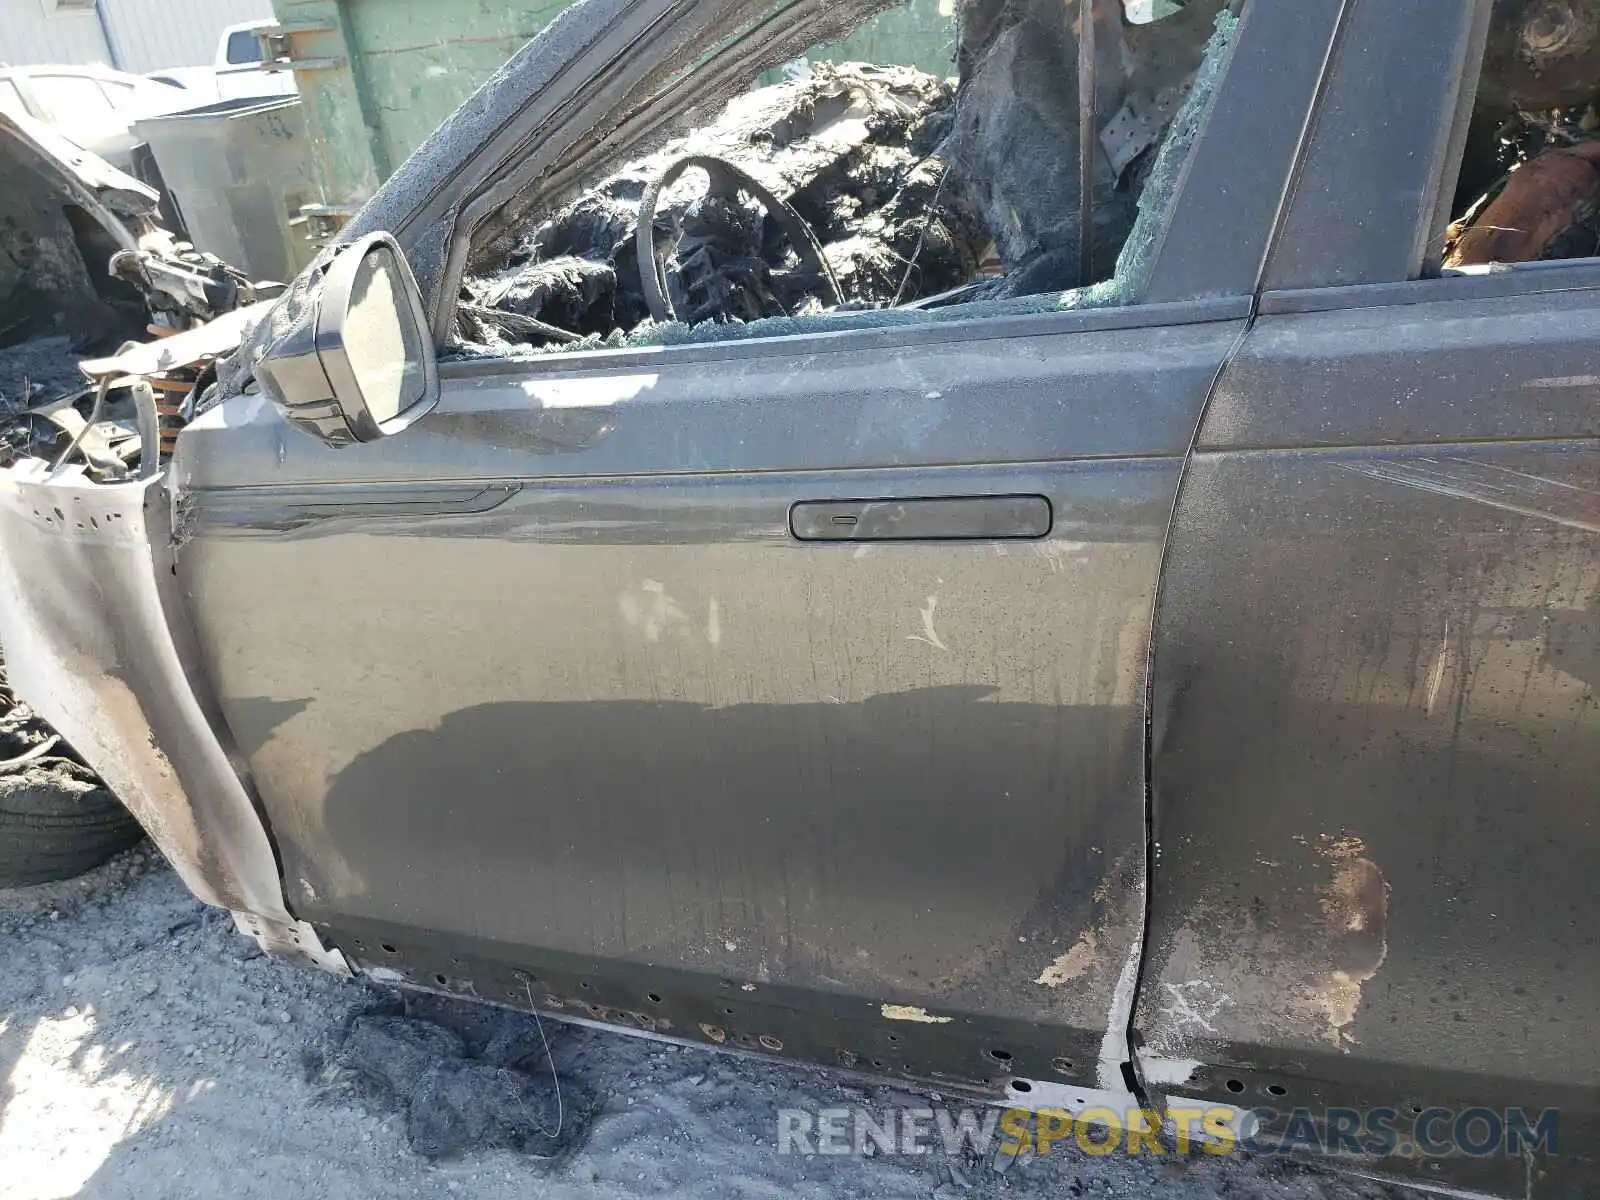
[
  {"left": 1258, "top": 0, "right": 1487, "bottom": 290},
  {"left": 176, "top": 305, "right": 1244, "bottom": 1079},
  {"left": 188, "top": 302, "right": 1247, "bottom": 490},
  {"left": 1202, "top": 284, "right": 1600, "bottom": 447},
  {"left": 1136, "top": 4, "right": 1600, "bottom": 1191},
  {"left": 1141, "top": 435, "right": 1600, "bottom": 1196},
  {"left": 1138, "top": 0, "right": 1344, "bottom": 302}
]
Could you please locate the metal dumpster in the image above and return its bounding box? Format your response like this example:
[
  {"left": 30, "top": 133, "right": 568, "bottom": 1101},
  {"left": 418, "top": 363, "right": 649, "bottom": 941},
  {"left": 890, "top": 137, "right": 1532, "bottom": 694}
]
[{"left": 133, "top": 96, "right": 321, "bottom": 283}]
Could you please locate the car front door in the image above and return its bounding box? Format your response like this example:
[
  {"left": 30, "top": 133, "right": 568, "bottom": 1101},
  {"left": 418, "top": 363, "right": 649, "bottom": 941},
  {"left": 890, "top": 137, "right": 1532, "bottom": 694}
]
[
  {"left": 172, "top": 0, "right": 1329, "bottom": 1100},
  {"left": 181, "top": 300, "right": 1231, "bottom": 1093}
]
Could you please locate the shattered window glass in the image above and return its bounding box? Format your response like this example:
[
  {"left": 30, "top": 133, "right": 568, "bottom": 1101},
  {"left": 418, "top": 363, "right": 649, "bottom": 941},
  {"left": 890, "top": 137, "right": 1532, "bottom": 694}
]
[
  {"left": 1444, "top": 0, "right": 1600, "bottom": 269},
  {"left": 457, "top": 0, "right": 1240, "bottom": 358}
]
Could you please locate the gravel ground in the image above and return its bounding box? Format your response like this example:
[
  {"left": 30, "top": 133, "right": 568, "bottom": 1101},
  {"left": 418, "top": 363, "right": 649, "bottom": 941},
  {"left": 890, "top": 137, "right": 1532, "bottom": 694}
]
[{"left": 0, "top": 846, "right": 1428, "bottom": 1200}]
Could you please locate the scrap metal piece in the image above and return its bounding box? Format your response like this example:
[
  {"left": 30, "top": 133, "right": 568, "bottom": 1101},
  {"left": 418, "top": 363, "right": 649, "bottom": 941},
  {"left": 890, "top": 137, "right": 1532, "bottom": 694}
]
[
  {"left": 40, "top": 391, "right": 135, "bottom": 480},
  {"left": 232, "top": 911, "right": 353, "bottom": 975},
  {"left": 110, "top": 238, "right": 261, "bottom": 333},
  {"left": 1100, "top": 87, "right": 1185, "bottom": 181},
  {"left": 79, "top": 300, "right": 277, "bottom": 382}
]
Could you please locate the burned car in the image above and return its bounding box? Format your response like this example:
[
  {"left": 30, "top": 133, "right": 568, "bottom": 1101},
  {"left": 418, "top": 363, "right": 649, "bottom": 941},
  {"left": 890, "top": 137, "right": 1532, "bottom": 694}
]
[{"left": 1, "top": 0, "right": 1597, "bottom": 1197}]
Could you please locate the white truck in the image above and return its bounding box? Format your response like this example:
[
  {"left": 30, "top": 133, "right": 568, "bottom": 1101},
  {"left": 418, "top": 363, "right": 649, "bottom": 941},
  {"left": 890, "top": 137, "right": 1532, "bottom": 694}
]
[{"left": 146, "top": 21, "right": 296, "bottom": 105}]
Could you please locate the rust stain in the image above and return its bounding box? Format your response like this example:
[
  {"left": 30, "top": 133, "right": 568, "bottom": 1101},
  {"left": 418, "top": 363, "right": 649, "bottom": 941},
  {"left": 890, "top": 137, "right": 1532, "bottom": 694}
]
[
  {"left": 880, "top": 1004, "right": 953, "bottom": 1023},
  {"left": 1305, "top": 836, "right": 1389, "bottom": 1045},
  {"left": 1035, "top": 931, "right": 1100, "bottom": 987}
]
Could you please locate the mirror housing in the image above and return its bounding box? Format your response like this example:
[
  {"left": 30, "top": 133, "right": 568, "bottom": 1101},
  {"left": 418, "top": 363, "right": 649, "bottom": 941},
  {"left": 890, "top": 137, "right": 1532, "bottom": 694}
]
[{"left": 256, "top": 232, "right": 438, "bottom": 447}]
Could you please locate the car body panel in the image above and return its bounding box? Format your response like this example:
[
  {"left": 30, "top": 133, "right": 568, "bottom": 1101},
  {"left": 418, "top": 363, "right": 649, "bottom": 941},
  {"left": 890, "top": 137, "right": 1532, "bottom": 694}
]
[
  {"left": 174, "top": 302, "right": 1249, "bottom": 1099},
  {"left": 1134, "top": 0, "right": 1600, "bottom": 1178},
  {"left": 1129, "top": 8, "right": 1600, "bottom": 1190},
  {"left": 0, "top": 464, "right": 292, "bottom": 926},
  {"left": 1141, "top": 302, "right": 1600, "bottom": 1194}
]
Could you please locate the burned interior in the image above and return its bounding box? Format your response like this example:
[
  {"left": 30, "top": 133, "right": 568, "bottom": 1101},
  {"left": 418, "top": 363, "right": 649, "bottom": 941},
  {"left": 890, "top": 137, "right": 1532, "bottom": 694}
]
[
  {"left": 13, "top": 0, "right": 1600, "bottom": 468},
  {"left": 1447, "top": 0, "right": 1600, "bottom": 266},
  {"left": 454, "top": 0, "right": 1241, "bottom": 356},
  {"left": 447, "top": 0, "right": 1600, "bottom": 358}
]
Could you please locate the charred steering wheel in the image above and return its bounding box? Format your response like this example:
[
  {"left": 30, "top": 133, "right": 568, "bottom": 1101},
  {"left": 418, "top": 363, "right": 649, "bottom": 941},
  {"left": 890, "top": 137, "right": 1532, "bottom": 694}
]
[{"left": 635, "top": 154, "right": 843, "bottom": 326}]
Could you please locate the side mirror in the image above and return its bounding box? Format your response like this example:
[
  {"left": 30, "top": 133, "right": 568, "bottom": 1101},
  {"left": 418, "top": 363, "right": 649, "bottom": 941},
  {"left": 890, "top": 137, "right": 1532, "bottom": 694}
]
[{"left": 256, "top": 232, "right": 438, "bottom": 446}]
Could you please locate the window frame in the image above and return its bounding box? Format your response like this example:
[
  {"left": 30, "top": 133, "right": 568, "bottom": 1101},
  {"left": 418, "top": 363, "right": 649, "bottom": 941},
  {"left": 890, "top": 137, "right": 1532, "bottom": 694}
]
[
  {"left": 1252, "top": 0, "right": 1600, "bottom": 314},
  {"left": 1256, "top": 0, "right": 1494, "bottom": 294},
  {"left": 411, "top": 0, "right": 1324, "bottom": 364},
  {"left": 24, "top": 72, "right": 120, "bottom": 126},
  {"left": 437, "top": 291, "right": 1255, "bottom": 387}
]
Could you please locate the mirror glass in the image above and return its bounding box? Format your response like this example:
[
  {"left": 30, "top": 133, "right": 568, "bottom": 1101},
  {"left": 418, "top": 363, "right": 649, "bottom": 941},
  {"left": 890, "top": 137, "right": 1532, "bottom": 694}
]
[{"left": 343, "top": 244, "right": 426, "bottom": 425}]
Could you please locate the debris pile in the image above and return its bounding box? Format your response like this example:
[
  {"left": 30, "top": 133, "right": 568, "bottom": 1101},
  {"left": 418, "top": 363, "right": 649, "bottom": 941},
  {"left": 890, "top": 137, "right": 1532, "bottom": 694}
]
[
  {"left": 317, "top": 993, "right": 589, "bottom": 1159},
  {"left": 0, "top": 111, "right": 268, "bottom": 477},
  {"left": 0, "top": 338, "right": 88, "bottom": 412},
  {"left": 460, "top": 62, "right": 990, "bottom": 352}
]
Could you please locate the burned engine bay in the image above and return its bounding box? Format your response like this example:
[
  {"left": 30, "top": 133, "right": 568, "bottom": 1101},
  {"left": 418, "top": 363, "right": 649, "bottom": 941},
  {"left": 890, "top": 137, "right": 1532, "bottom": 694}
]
[
  {"left": 0, "top": 111, "right": 270, "bottom": 479},
  {"left": 455, "top": 0, "right": 1236, "bottom": 355}
]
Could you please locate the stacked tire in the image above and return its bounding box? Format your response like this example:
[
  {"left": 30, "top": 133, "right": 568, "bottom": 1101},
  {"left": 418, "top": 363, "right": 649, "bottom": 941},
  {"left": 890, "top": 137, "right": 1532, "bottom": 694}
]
[{"left": 0, "top": 664, "right": 143, "bottom": 887}]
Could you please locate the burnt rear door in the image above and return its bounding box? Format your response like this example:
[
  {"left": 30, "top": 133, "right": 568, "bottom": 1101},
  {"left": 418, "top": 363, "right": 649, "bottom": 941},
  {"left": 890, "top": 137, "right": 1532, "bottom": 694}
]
[{"left": 1138, "top": 1, "right": 1600, "bottom": 1193}]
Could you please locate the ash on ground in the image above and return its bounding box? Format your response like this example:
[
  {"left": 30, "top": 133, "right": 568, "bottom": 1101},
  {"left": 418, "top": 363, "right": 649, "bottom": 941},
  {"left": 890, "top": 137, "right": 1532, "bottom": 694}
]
[{"left": 314, "top": 992, "right": 592, "bottom": 1160}]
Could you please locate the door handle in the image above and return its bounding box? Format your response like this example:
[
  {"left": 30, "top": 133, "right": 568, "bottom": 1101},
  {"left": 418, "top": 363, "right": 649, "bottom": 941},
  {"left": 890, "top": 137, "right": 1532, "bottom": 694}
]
[{"left": 789, "top": 495, "right": 1051, "bottom": 541}]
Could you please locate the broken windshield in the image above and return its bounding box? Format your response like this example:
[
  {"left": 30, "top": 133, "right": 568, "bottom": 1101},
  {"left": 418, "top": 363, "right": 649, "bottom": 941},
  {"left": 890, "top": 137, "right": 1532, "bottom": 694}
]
[{"left": 455, "top": 0, "right": 1239, "bottom": 358}]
